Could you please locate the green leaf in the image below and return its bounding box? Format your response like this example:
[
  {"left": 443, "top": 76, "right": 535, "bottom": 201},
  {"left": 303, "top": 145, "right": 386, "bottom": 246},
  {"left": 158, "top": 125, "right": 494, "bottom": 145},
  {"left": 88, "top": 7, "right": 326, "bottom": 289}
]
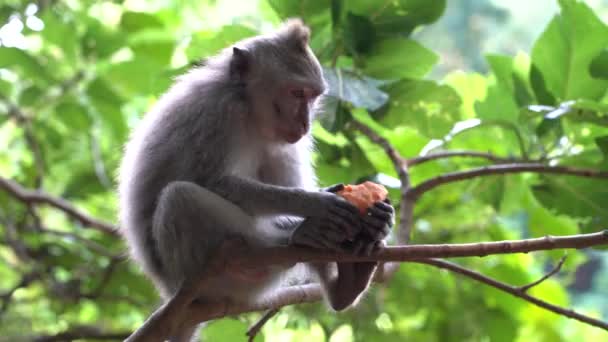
[
  {"left": 596, "top": 136, "right": 608, "bottom": 160},
  {"left": 487, "top": 54, "right": 534, "bottom": 106},
  {"left": 530, "top": 64, "right": 556, "bottom": 105},
  {"left": 39, "top": 12, "right": 80, "bottom": 63},
  {"left": 531, "top": 0, "right": 608, "bottom": 100},
  {"left": 533, "top": 175, "right": 608, "bottom": 232},
  {"left": 444, "top": 71, "right": 487, "bottom": 118},
  {"left": 105, "top": 57, "right": 172, "bottom": 97},
  {"left": 347, "top": 0, "right": 446, "bottom": 36},
  {"left": 86, "top": 78, "right": 127, "bottom": 141},
  {"left": 82, "top": 18, "right": 126, "bottom": 59},
  {"left": 323, "top": 67, "right": 388, "bottom": 111},
  {"left": 186, "top": 25, "right": 257, "bottom": 61},
  {"left": 18, "top": 85, "right": 43, "bottom": 107},
  {"left": 363, "top": 38, "right": 437, "bottom": 80},
  {"left": 128, "top": 30, "right": 176, "bottom": 66},
  {"left": 0, "top": 48, "right": 54, "bottom": 85},
  {"left": 590, "top": 49, "right": 608, "bottom": 80},
  {"left": 268, "top": 0, "right": 328, "bottom": 19},
  {"left": 343, "top": 12, "right": 375, "bottom": 55},
  {"left": 500, "top": 176, "right": 579, "bottom": 237},
  {"left": 331, "top": 0, "right": 343, "bottom": 28},
  {"left": 55, "top": 100, "right": 92, "bottom": 131},
  {"left": 475, "top": 79, "right": 520, "bottom": 124},
  {"left": 120, "top": 11, "right": 164, "bottom": 33},
  {"left": 382, "top": 80, "right": 461, "bottom": 137},
  {"left": 202, "top": 319, "right": 250, "bottom": 341}
]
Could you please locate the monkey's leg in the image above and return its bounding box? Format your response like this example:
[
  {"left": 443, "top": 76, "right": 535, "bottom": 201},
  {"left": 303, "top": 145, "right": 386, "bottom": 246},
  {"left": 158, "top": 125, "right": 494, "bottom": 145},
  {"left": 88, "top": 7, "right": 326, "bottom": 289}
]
[
  {"left": 310, "top": 261, "right": 378, "bottom": 311},
  {"left": 153, "top": 181, "right": 291, "bottom": 287},
  {"left": 153, "top": 181, "right": 288, "bottom": 341}
]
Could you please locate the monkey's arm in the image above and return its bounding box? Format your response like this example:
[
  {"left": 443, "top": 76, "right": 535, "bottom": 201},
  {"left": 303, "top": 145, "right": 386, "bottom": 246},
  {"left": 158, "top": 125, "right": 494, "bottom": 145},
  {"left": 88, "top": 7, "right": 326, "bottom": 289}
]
[{"left": 209, "top": 175, "right": 360, "bottom": 229}]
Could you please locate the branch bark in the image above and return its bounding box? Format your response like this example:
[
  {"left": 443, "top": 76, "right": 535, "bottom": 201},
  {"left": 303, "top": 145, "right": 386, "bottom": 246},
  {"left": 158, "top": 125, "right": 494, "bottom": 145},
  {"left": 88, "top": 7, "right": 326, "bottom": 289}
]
[
  {"left": 415, "top": 258, "right": 608, "bottom": 330},
  {"left": 0, "top": 176, "right": 118, "bottom": 235},
  {"left": 127, "top": 231, "right": 608, "bottom": 341},
  {"left": 409, "top": 163, "right": 608, "bottom": 198}
]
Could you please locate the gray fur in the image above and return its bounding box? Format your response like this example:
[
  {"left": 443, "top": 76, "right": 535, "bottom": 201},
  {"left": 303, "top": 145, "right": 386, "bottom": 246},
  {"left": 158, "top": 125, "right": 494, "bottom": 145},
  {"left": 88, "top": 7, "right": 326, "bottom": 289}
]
[{"left": 119, "top": 20, "right": 384, "bottom": 341}]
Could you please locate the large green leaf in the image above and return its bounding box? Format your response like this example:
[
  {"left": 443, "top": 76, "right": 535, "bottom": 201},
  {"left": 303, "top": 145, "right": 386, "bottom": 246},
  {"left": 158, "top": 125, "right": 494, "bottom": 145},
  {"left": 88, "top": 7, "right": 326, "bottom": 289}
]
[
  {"left": 531, "top": 0, "right": 608, "bottom": 100},
  {"left": 120, "top": 11, "right": 165, "bottom": 33},
  {"left": 323, "top": 67, "right": 388, "bottom": 111},
  {"left": 533, "top": 175, "right": 608, "bottom": 232},
  {"left": 363, "top": 38, "right": 437, "bottom": 80},
  {"left": 381, "top": 79, "right": 461, "bottom": 137},
  {"left": 85, "top": 77, "right": 127, "bottom": 141},
  {"left": 342, "top": 11, "right": 376, "bottom": 55},
  {"left": 39, "top": 11, "right": 80, "bottom": 63},
  {"left": 0, "top": 47, "right": 54, "bottom": 85},
  {"left": 267, "top": 0, "right": 328, "bottom": 19},
  {"left": 186, "top": 25, "right": 257, "bottom": 61},
  {"left": 347, "top": 0, "right": 446, "bottom": 36},
  {"left": 590, "top": 49, "right": 608, "bottom": 80}
]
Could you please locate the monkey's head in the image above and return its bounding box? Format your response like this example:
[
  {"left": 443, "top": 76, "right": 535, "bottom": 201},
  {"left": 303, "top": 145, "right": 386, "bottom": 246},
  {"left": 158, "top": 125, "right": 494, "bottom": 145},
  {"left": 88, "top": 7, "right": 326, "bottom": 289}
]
[{"left": 229, "top": 19, "right": 326, "bottom": 144}]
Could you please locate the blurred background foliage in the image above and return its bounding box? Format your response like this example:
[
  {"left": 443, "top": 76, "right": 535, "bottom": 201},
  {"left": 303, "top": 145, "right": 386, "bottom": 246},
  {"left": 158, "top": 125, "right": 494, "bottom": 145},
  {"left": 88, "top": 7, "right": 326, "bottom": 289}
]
[{"left": 0, "top": 0, "right": 608, "bottom": 341}]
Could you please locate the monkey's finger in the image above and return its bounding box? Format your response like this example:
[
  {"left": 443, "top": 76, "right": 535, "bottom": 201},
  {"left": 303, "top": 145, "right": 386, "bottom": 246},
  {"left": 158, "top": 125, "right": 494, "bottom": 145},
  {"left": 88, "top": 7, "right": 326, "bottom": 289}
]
[
  {"left": 361, "top": 214, "right": 386, "bottom": 231},
  {"left": 323, "top": 183, "right": 345, "bottom": 193},
  {"left": 319, "top": 226, "right": 348, "bottom": 243},
  {"left": 334, "top": 197, "right": 361, "bottom": 215},
  {"left": 327, "top": 210, "right": 360, "bottom": 237},
  {"left": 367, "top": 205, "right": 393, "bottom": 222},
  {"left": 374, "top": 201, "right": 394, "bottom": 214},
  {"left": 312, "top": 231, "right": 345, "bottom": 252}
]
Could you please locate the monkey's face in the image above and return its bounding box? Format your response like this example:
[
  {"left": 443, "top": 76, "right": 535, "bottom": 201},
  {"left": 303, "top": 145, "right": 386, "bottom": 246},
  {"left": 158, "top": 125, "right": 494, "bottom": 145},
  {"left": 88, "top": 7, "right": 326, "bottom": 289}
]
[
  {"left": 238, "top": 21, "right": 326, "bottom": 144},
  {"left": 275, "top": 82, "right": 323, "bottom": 144}
]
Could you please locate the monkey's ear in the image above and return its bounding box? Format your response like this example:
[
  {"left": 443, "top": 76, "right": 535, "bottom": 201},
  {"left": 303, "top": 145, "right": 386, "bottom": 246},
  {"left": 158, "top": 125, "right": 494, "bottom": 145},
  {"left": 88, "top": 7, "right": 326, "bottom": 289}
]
[
  {"left": 230, "top": 47, "right": 250, "bottom": 80},
  {"left": 283, "top": 18, "right": 310, "bottom": 52}
]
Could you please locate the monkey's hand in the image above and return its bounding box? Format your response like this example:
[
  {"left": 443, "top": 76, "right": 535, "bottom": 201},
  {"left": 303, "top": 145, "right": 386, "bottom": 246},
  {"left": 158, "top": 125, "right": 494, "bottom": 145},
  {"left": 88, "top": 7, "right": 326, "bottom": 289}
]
[
  {"left": 289, "top": 216, "right": 352, "bottom": 252},
  {"left": 359, "top": 200, "right": 394, "bottom": 241},
  {"left": 305, "top": 191, "right": 361, "bottom": 239}
]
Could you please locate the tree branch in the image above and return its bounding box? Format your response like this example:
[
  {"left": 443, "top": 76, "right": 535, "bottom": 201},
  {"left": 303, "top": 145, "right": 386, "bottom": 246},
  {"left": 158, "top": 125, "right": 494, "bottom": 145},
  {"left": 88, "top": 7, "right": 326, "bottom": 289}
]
[
  {"left": 127, "top": 231, "right": 608, "bottom": 340},
  {"left": 414, "top": 258, "right": 608, "bottom": 330},
  {"left": 246, "top": 308, "right": 280, "bottom": 342},
  {"left": 33, "top": 325, "right": 131, "bottom": 342},
  {"left": 409, "top": 164, "right": 608, "bottom": 198},
  {"left": 0, "top": 176, "right": 118, "bottom": 235},
  {"left": 406, "top": 150, "right": 525, "bottom": 167},
  {"left": 518, "top": 255, "right": 567, "bottom": 292}
]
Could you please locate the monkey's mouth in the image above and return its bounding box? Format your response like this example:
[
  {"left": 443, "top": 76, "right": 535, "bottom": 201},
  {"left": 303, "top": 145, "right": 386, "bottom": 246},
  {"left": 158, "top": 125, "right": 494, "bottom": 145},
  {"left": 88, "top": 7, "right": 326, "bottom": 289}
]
[{"left": 285, "top": 131, "right": 304, "bottom": 144}]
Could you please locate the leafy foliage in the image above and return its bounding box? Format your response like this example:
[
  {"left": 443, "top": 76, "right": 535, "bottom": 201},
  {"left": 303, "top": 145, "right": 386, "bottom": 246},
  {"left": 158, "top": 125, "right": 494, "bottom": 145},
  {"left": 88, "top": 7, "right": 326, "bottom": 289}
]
[{"left": 0, "top": 0, "right": 607, "bottom": 341}]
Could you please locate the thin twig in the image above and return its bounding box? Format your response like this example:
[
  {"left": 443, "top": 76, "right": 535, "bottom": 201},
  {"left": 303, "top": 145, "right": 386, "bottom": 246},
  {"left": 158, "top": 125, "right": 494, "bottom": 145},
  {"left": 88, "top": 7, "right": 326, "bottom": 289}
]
[
  {"left": 407, "top": 151, "right": 523, "bottom": 167},
  {"left": 0, "top": 271, "right": 40, "bottom": 317},
  {"left": 40, "top": 228, "right": 118, "bottom": 257},
  {"left": 409, "top": 164, "right": 608, "bottom": 198},
  {"left": 33, "top": 325, "right": 131, "bottom": 342},
  {"left": 0, "top": 176, "right": 118, "bottom": 235},
  {"left": 414, "top": 258, "right": 608, "bottom": 331},
  {"left": 518, "top": 255, "right": 567, "bottom": 292},
  {"left": 246, "top": 308, "right": 280, "bottom": 341},
  {"left": 350, "top": 119, "right": 412, "bottom": 278}
]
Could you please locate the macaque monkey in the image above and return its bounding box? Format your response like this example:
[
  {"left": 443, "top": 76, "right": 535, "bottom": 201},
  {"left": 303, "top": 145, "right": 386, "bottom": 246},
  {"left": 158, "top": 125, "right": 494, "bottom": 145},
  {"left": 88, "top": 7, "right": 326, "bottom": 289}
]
[{"left": 119, "top": 19, "right": 394, "bottom": 340}]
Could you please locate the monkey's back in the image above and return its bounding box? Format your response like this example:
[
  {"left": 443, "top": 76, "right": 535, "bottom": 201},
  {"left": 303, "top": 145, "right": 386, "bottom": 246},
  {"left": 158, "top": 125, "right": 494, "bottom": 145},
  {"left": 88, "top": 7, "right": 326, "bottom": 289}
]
[{"left": 118, "top": 75, "right": 235, "bottom": 295}]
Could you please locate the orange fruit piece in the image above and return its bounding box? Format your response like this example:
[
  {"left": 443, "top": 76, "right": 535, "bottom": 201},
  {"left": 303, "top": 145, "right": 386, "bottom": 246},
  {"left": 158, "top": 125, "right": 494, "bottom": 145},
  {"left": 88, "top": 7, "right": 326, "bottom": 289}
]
[{"left": 337, "top": 181, "right": 389, "bottom": 215}]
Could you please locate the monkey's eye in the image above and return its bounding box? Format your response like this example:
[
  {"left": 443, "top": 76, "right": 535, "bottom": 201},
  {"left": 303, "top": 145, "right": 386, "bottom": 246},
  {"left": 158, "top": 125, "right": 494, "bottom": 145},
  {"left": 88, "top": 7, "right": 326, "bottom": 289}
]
[{"left": 291, "top": 89, "right": 306, "bottom": 99}]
